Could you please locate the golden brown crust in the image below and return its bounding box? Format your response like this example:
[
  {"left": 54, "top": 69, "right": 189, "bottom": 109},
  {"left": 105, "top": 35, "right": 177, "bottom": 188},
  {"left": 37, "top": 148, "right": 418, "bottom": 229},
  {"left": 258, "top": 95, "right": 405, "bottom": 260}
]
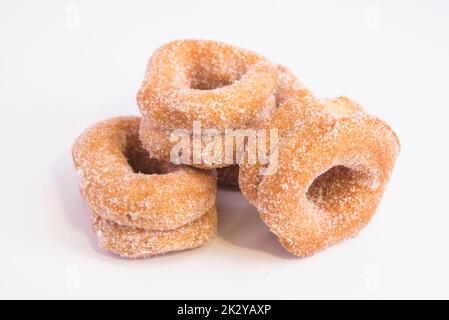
[
  {"left": 137, "top": 39, "right": 278, "bottom": 130},
  {"left": 138, "top": 64, "right": 304, "bottom": 170},
  {"left": 138, "top": 117, "right": 234, "bottom": 169},
  {"left": 239, "top": 93, "right": 400, "bottom": 257},
  {"left": 91, "top": 206, "right": 217, "bottom": 258},
  {"left": 72, "top": 116, "right": 217, "bottom": 230},
  {"left": 274, "top": 64, "right": 309, "bottom": 104},
  {"left": 239, "top": 90, "right": 318, "bottom": 205}
]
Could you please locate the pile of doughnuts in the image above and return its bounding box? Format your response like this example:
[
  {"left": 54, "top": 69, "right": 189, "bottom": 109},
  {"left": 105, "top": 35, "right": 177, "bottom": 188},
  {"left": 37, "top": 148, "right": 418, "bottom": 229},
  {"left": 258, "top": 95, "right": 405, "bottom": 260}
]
[
  {"left": 72, "top": 39, "right": 400, "bottom": 258},
  {"left": 72, "top": 117, "right": 217, "bottom": 258}
]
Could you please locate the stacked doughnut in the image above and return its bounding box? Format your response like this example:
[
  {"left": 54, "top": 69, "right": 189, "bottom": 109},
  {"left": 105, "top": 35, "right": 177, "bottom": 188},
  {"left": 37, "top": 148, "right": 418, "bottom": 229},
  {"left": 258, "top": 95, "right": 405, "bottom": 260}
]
[
  {"left": 72, "top": 39, "right": 400, "bottom": 258},
  {"left": 72, "top": 117, "right": 217, "bottom": 258}
]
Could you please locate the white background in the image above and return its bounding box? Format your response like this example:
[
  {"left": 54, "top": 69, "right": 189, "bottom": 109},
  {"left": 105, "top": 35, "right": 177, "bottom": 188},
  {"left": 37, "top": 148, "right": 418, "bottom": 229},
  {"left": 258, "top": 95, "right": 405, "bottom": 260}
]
[{"left": 1, "top": 0, "right": 448, "bottom": 299}]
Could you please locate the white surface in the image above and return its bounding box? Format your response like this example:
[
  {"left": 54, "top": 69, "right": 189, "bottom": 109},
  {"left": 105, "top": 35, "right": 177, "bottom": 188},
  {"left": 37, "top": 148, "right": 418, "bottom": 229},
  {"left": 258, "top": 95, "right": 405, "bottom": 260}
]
[{"left": 0, "top": 0, "right": 448, "bottom": 299}]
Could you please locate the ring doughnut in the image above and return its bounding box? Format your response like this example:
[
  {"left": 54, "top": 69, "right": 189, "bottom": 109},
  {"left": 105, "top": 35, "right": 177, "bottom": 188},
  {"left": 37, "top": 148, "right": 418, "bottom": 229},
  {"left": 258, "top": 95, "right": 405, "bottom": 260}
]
[
  {"left": 239, "top": 92, "right": 400, "bottom": 257},
  {"left": 138, "top": 65, "right": 303, "bottom": 169},
  {"left": 91, "top": 207, "right": 217, "bottom": 258},
  {"left": 137, "top": 39, "right": 278, "bottom": 130},
  {"left": 72, "top": 116, "right": 216, "bottom": 230}
]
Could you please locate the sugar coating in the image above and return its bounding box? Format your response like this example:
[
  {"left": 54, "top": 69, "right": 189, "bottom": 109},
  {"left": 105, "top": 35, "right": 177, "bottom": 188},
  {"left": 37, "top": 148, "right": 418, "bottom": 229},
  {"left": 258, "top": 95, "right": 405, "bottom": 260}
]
[
  {"left": 239, "top": 92, "right": 400, "bottom": 257},
  {"left": 239, "top": 91, "right": 368, "bottom": 204},
  {"left": 136, "top": 39, "right": 278, "bottom": 130},
  {"left": 72, "top": 116, "right": 217, "bottom": 230},
  {"left": 274, "top": 64, "right": 309, "bottom": 104},
  {"left": 139, "top": 116, "right": 250, "bottom": 170},
  {"left": 91, "top": 206, "right": 217, "bottom": 258},
  {"left": 73, "top": 39, "right": 402, "bottom": 259},
  {"left": 238, "top": 89, "right": 314, "bottom": 205},
  {"left": 138, "top": 65, "right": 302, "bottom": 169}
]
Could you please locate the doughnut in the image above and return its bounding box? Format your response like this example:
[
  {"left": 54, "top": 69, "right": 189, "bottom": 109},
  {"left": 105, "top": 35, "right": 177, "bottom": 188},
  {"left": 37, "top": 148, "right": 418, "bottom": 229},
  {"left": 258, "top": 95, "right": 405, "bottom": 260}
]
[
  {"left": 72, "top": 116, "right": 216, "bottom": 230},
  {"left": 217, "top": 165, "right": 239, "bottom": 189},
  {"left": 91, "top": 206, "right": 217, "bottom": 258},
  {"left": 138, "top": 65, "right": 303, "bottom": 169},
  {"left": 137, "top": 39, "right": 278, "bottom": 131},
  {"left": 239, "top": 92, "right": 400, "bottom": 257}
]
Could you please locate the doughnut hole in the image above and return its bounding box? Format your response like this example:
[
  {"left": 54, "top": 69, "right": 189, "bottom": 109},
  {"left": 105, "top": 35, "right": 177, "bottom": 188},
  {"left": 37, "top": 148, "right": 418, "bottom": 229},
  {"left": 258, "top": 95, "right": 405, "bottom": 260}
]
[
  {"left": 188, "top": 54, "right": 249, "bottom": 90},
  {"left": 189, "top": 70, "right": 237, "bottom": 90},
  {"left": 306, "top": 165, "right": 376, "bottom": 218},
  {"left": 124, "top": 134, "right": 176, "bottom": 175}
]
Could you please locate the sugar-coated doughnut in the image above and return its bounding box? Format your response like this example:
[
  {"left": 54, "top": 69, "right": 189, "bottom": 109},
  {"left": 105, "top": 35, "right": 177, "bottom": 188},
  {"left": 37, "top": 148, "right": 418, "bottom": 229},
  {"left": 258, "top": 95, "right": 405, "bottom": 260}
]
[
  {"left": 91, "top": 206, "right": 217, "bottom": 258},
  {"left": 239, "top": 92, "right": 400, "bottom": 257},
  {"left": 72, "top": 116, "right": 216, "bottom": 230},
  {"left": 137, "top": 39, "right": 278, "bottom": 130},
  {"left": 138, "top": 65, "right": 303, "bottom": 169},
  {"left": 217, "top": 165, "right": 239, "bottom": 189}
]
